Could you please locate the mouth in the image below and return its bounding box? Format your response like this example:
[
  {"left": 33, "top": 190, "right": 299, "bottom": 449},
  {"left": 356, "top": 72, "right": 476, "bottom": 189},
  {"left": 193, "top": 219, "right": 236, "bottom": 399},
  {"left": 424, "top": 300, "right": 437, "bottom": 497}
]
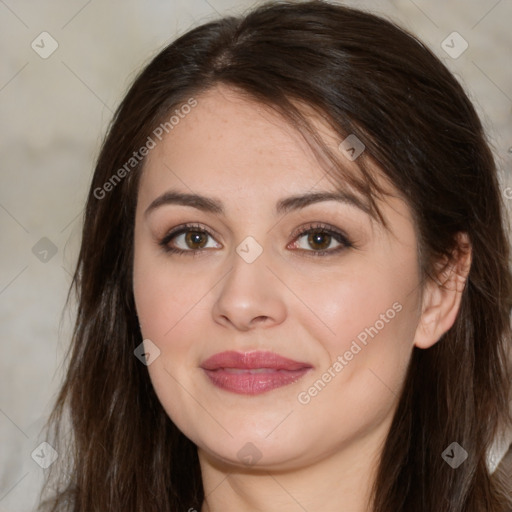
[{"left": 200, "top": 350, "right": 313, "bottom": 395}]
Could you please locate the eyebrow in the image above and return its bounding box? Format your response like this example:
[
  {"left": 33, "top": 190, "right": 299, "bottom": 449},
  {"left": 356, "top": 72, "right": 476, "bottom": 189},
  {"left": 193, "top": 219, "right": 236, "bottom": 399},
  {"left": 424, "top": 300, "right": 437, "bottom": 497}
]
[{"left": 144, "top": 189, "right": 371, "bottom": 218}]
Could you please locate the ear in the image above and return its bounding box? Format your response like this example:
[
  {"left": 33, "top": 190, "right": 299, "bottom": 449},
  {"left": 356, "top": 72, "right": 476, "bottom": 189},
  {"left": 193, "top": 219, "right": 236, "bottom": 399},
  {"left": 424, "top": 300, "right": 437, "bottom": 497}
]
[{"left": 413, "top": 232, "right": 472, "bottom": 349}]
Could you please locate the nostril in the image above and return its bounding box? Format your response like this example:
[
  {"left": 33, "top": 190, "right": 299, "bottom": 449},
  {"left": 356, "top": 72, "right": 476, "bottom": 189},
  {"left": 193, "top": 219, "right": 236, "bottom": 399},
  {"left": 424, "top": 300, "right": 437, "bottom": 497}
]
[{"left": 252, "top": 315, "right": 269, "bottom": 324}]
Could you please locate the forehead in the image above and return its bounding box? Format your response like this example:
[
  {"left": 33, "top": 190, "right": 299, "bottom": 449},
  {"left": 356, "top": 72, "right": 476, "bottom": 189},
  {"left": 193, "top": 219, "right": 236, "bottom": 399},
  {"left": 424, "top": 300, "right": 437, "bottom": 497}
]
[
  {"left": 140, "top": 85, "right": 361, "bottom": 194},
  {"left": 137, "top": 85, "right": 409, "bottom": 233}
]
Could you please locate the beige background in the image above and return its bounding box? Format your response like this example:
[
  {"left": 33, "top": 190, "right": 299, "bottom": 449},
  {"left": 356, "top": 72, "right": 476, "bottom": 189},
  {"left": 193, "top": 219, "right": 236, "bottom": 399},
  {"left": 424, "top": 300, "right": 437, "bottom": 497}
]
[{"left": 1, "top": 0, "right": 511, "bottom": 510}]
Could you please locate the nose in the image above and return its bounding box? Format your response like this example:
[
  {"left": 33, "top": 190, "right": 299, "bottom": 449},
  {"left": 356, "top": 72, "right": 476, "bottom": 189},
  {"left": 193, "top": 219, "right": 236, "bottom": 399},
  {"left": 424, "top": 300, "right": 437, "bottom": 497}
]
[{"left": 211, "top": 246, "right": 287, "bottom": 331}]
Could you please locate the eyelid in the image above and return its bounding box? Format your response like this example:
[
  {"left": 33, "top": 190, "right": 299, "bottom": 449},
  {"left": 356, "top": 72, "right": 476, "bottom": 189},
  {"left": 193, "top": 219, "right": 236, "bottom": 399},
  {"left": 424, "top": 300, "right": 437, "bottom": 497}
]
[
  {"left": 288, "top": 222, "right": 354, "bottom": 255},
  {"left": 159, "top": 222, "right": 221, "bottom": 248},
  {"left": 289, "top": 222, "right": 350, "bottom": 243}
]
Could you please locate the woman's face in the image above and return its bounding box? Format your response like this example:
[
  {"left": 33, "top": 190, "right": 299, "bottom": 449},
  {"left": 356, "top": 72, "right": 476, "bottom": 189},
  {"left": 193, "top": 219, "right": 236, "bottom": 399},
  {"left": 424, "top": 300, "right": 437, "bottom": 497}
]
[{"left": 133, "top": 84, "right": 426, "bottom": 471}]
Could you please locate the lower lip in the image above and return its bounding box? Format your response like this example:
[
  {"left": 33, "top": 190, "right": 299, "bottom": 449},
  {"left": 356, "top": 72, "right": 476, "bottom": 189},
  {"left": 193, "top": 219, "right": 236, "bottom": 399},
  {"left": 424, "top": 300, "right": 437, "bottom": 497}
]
[{"left": 202, "top": 368, "right": 312, "bottom": 395}]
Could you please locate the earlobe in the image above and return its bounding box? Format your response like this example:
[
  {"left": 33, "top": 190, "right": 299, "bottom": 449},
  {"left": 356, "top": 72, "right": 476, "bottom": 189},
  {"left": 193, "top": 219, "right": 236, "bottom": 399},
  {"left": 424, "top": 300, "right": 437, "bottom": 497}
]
[{"left": 413, "top": 232, "right": 472, "bottom": 350}]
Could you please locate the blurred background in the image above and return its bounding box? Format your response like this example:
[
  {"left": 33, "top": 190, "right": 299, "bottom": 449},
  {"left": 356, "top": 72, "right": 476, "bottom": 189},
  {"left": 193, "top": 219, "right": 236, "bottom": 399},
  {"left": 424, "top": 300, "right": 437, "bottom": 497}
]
[{"left": 1, "top": 0, "right": 511, "bottom": 510}]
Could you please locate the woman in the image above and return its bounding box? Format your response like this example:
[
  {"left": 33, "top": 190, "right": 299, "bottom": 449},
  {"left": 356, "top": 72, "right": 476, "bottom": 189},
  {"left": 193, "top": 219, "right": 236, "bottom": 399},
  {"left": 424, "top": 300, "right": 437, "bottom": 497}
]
[{"left": 38, "top": 1, "right": 512, "bottom": 511}]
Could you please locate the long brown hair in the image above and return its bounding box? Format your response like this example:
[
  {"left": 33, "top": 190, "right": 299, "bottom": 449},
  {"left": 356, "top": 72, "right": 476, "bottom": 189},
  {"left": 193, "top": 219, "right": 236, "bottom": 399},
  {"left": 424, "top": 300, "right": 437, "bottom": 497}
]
[{"left": 38, "top": 1, "right": 512, "bottom": 510}]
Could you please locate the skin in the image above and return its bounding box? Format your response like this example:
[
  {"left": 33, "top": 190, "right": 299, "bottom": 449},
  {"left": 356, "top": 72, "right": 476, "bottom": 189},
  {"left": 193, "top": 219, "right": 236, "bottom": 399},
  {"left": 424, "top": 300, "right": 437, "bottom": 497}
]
[{"left": 132, "top": 84, "right": 471, "bottom": 512}]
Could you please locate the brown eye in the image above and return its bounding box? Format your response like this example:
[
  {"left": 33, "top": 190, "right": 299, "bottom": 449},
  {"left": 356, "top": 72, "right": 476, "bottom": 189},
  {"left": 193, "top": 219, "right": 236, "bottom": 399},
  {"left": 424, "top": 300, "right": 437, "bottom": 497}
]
[
  {"left": 184, "top": 231, "right": 208, "bottom": 249},
  {"left": 289, "top": 223, "right": 353, "bottom": 256},
  {"left": 307, "top": 231, "right": 333, "bottom": 251},
  {"left": 159, "top": 224, "right": 222, "bottom": 255}
]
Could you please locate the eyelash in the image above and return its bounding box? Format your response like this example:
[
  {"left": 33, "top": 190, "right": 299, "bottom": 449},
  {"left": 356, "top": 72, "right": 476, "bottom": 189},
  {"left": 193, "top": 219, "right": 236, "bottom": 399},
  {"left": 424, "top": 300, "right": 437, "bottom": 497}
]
[{"left": 158, "top": 222, "right": 354, "bottom": 258}]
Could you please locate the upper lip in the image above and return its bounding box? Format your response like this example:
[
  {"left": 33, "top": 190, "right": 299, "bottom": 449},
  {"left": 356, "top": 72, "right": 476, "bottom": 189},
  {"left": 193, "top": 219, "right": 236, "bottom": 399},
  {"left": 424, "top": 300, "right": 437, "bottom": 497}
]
[{"left": 200, "top": 350, "right": 313, "bottom": 371}]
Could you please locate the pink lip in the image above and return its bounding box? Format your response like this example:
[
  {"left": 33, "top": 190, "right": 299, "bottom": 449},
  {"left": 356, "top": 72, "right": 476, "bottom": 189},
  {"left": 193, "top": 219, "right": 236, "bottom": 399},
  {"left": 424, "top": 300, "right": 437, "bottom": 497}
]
[{"left": 200, "top": 350, "right": 313, "bottom": 395}]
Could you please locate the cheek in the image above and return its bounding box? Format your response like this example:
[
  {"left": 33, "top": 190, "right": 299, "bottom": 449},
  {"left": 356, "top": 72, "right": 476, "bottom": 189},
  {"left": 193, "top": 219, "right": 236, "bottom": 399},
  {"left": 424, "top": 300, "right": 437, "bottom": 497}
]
[
  {"left": 293, "top": 257, "right": 418, "bottom": 404},
  {"left": 133, "top": 242, "right": 205, "bottom": 339},
  {"left": 133, "top": 259, "right": 210, "bottom": 399},
  {"left": 293, "top": 278, "right": 414, "bottom": 449},
  {"left": 132, "top": 251, "right": 210, "bottom": 433},
  {"left": 295, "top": 263, "right": 410, "bottom": 355}
]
